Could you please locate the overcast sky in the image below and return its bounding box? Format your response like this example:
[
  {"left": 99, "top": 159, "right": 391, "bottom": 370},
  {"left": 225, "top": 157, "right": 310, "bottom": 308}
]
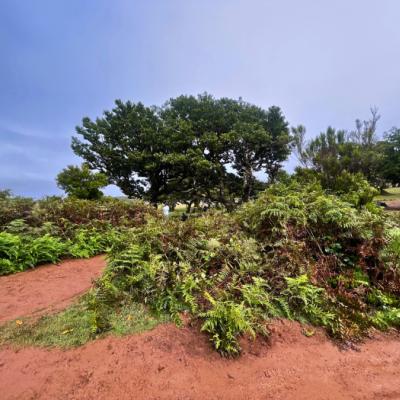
[{"left": 1, "top": 0, "right": 399, "bottom": 197}]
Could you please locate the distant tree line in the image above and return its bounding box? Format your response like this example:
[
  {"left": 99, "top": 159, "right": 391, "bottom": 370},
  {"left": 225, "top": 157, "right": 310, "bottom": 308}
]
[
  {"left": 57, "top": 95, "right": 399, "bottom": 207},
  {"left": 291, "top": 108, "right": 400, "bottom": 192}
]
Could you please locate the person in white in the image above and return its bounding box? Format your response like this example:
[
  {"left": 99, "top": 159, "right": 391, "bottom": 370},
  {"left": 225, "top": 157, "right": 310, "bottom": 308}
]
[{"left": 162, "top": 204, "right": 170, "bottom": 217}]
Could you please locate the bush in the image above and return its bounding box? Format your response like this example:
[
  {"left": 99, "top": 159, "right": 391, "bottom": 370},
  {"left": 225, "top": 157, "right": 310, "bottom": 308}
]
[
  {"left": 292, "top": 169, "right": 379, "bottom": 208},
  {"left": 85, "top": 182, "right": 400, "bottom": 356},
  {"left": 381, "top": 227, "right": 400, "bottom": 271}
]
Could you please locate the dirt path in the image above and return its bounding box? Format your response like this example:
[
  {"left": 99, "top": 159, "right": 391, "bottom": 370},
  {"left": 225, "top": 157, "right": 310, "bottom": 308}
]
[
  {"left": 1, "top": 321, "right": 400, "bottom": 400},
  {"left": 0, "top": 256, "right": 106, "bottom": 323}
]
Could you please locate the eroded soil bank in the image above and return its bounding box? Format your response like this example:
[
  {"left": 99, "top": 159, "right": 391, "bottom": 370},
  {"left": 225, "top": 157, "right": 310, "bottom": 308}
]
[{"left": 1, "top": 321, "right": 399, "bottom": 400}]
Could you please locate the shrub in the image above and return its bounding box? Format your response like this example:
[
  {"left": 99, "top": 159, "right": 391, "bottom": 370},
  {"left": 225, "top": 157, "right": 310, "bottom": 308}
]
[
  {"left": 0, "top": 195, "right": 160, "bottom": 275},
  {"left": 67, "top": 228, "right": 107, "bottom": 258},
  {"left": 282, "top": 275, "right": 334, "bottom": 327},
  {"left": 28, "top": 235, "right": 65, "bottom": 265}
]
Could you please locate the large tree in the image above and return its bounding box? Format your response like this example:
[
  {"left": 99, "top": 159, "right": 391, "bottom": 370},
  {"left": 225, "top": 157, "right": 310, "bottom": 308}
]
[
  {"left": 72, "top": 94, "right": 291, "bottom": 207},
  {"left": 229, "top": 122, "right": 271, "bottom": 201},
  {"left": 161, "top": 94, "right": 290, "bottom": 205}
]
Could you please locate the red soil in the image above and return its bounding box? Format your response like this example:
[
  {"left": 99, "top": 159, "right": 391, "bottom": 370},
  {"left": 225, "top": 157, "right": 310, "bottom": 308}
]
[
  {"left": 0, "top": 256, "right": 106, "bottom": 323},
  {"left": 1, "top": 257, "right": 400, "bottom": 399},
  {"left": 1, "top": 321, "right": 400, "bottom": 400}
]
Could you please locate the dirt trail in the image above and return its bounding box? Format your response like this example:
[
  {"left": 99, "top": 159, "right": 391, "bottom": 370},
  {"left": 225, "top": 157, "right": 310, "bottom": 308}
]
[
  {"left": 1, "top": 321, "right": 400, "bottom": 400},
  {"left": 0, "top": 256, "right": 106, "bottom": 323}
]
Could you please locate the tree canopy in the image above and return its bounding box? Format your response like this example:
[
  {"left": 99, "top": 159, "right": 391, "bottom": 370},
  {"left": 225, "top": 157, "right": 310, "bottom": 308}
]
[
  {"left": 72, "top": 94, "right": 291, "bottom": 207},
  {"left": 56, "top": 164, "right": 108, "bottom": 200}
]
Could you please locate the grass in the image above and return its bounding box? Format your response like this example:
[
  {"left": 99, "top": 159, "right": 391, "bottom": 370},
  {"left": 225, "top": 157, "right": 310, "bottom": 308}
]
[
  {"left": 375, "top": 187, "right": 400, "bottom": 201},
  {"left": 0, "top": 299, "right": 167, "bottom": 348}
]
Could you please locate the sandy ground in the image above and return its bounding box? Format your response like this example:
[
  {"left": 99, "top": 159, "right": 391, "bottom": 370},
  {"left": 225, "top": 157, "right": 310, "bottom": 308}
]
[
  {"left": 0, "top": 256, "right": 106, "bottom": 323},
  {"left": 1, "top": 257, "right": 400, "bottom": 400}
]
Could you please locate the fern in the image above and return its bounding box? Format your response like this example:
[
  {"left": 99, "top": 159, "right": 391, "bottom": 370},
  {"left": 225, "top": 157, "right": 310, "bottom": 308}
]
[
  {"left": 371, "top": 308, "right": 400, "bottom": 330},
  {"left": 240, "top": 277, "right": 282, "bottom": 318},
  {"left": 283, "top": 275, "right": 334, "bottom": 327},
  {"left": 200, "top": 292, "right": 255, "bottom": 356}
]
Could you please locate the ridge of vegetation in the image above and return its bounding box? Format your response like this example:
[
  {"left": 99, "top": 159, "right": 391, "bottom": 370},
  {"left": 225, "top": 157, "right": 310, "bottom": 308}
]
[{"left": 80, "top": 180, "right": 400, "bottom": 355}]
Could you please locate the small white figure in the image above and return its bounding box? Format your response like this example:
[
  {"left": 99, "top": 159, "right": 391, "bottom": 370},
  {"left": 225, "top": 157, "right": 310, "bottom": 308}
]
[{"left": 162, "top": 204, "right": 170, "bottom": 217}]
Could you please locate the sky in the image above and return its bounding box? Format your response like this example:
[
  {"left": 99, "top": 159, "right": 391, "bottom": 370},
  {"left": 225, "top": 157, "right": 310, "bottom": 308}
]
[{"left": 1, "top": 0, "right": 399, "bottom": 197}]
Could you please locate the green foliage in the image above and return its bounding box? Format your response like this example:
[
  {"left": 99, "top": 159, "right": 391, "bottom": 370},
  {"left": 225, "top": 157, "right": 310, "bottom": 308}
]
[
  {"left": 200, "top": 293, "right": 255, "bottom": 356},
  {"left": 237, "top": 180, "right": 382, "bottom": 246},
  {"left": 56, "top": 163, "right": 108, "bottom": 199},
  {"left": 381, "top": 227, "right": 400, "bottom": 270},
  {"left": 28, "top": 235, "right": 65, "bottom": 265},
  {"left": 0, "top": 195, "right": 158, "bottom": 231},
  {"left": 0, "top": 232, "right": 65, "bottom": 275},
  {"left": 0, "top": 191, "right": 34, "bottom": 227},
  {"left": 330, "top": 172, "right": 379, "bottom": 207},
  {"left": 67, "top": 228, "right": 107, "bottom": 258},
  {"left": 291, "top": 109, "right": 387, "bottom": 190},
  {"left": 0, "top": 195, "right": 159, "bottom": 275},
  {"left": 380, "top": 127, "right": 400, "bottom": 186},
  {"left": 29, "top": 196, "right": 158, "bottom": 227},
  {"left": 371, "top": 308, "right": 400, "bottom": 330},
  {"left": 282, "top": 275, "right": 334, "bottom": 327},
  {"left": 83, "top": 181, "right": 400, "bottom": 355},
  {"left": 4, "top": 180, "right": 397, "bottom": 355},
  {"left": 72, "top": 94, "right": 291, "bottom": 207}
]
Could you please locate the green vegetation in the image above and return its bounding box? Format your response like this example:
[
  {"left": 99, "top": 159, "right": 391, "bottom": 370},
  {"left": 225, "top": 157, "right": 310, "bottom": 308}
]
[
  {"left": 56, "top": 163, "right": 108, "bottom": 200},
  {"left": 2, "top": 179, "right": 399, "bottom": 355},
  {"left": 0, "top": 193, "right": 159, "bottom": 275},
  {"left": 0, "top": 299, "right": 165, "bottom": 348},
  {"left": 78, "top": 181, "right": 400, "bottom": 356},
  {"left": 381, "top": 128, "right": 400, "bottom": 187},
  {"left": 72, "top": 94, "right": 290, "bottom": 208},
  {"left": 292, "top": 109, "right": 400, "bottom": 191}
]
